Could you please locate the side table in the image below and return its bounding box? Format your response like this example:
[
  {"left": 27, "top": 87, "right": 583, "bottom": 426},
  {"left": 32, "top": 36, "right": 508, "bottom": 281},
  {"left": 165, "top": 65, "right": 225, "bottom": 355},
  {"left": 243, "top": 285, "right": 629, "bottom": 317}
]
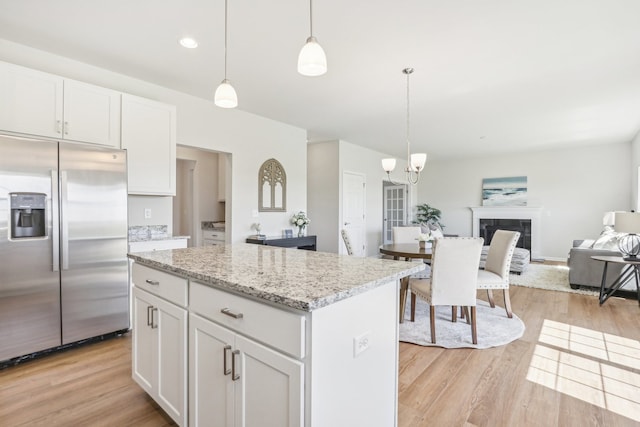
[{"left": 591, "top": 255, "right": 640, "bottom": 305}]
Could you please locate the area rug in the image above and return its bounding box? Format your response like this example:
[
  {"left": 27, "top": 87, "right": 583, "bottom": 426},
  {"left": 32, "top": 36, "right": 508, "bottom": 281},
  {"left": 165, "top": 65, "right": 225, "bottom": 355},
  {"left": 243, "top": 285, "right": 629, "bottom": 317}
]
[
  {"left": 399, "top": 299, "right": 525, "bottom": 349},
  {"left": 509, "top": 264, "right": 597, "bottom": 296}
]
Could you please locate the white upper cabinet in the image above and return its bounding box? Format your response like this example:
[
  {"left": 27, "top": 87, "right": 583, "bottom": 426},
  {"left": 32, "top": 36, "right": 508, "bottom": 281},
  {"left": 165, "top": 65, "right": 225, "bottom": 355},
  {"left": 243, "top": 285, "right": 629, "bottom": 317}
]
[
  {"left": 62, "top": 79, "right": 121, "bottom": 147},
  {"left": 0, "top": 61, "right": 63, "bottom": 139},
  {"left": 121, "top": 94, "right": 176, "bottom": 196},
  {"left": 0, "top": 61, "right": 121, "bottom": 147}
]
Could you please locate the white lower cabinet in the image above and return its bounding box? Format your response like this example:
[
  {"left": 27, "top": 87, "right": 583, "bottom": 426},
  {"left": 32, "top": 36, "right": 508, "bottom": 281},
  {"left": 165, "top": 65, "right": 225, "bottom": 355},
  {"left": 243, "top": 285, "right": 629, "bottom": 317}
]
[
  {"left": 202, "top": 229, "right": 226, "bottom": 246},
  {"left": 132, "top": 286, "right": 188, "bottom": 426},
  {"left": 189, "top": 313, "right": 304, "bottom": 427},
  {"left": 131, "top": 261, "right": 399, "bottom": 427}
]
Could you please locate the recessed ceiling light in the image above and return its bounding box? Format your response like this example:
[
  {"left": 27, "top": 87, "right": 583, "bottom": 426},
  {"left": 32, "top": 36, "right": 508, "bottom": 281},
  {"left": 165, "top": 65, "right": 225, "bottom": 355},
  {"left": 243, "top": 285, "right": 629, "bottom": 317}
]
[{"left": 179, "top": 37, "right": 198, "bottom": 49}]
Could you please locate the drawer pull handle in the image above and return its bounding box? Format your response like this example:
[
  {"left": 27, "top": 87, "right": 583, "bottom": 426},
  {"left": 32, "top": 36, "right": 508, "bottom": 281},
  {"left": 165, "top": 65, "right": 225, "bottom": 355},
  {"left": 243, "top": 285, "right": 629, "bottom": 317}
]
[
  {"left": 145, "top": 279, "right": 160, "bottom": 286},
  {"left": 223, "top": 345, "right": 232, "bottom": 375},
  {"left": 232, "top": 350, "right": 240, "bottom": 381},
  {"left": 221, "top": 308, "right": 243, "bottom": 319},
  {"left": 146, "top": 305, "right": 153, "bottom": 326},
  {"left": 150, "top": 308, "right": 158, "bottom": 329}
]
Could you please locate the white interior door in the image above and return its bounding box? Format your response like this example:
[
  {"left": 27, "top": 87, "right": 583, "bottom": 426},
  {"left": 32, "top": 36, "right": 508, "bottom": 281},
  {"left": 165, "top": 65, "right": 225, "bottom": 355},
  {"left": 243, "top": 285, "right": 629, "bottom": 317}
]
[
  {"left": 342, "top": 172, "right": 366, "bottom": 256},
  {"left": 383, "top": 184, "right": 407, "bottom": 244}
]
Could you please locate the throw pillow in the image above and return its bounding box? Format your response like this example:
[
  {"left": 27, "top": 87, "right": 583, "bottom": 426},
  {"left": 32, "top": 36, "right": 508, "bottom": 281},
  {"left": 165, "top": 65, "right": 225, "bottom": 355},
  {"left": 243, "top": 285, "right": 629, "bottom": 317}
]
[{"left": 590, "top": 231, "right": 621, "bottom": 250}]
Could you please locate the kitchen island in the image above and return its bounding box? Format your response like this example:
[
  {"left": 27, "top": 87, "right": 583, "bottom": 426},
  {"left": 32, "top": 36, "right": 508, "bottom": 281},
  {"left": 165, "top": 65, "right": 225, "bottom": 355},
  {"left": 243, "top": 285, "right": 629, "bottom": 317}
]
[{"left": 128, "top": 243, "right": 424, "bottom": 427}]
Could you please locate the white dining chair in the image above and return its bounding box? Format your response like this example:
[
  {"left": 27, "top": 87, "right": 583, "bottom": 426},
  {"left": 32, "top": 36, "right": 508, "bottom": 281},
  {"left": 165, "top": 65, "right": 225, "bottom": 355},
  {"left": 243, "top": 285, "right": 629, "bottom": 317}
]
[
  {"left": 341, "top": 229, "right": 354, "bottom": 255},
  {"left": 409, "top": 237, "right": 484, "bottom": 344},
  {"left": 477, "top": 230, "right": 520, "bottom": 318},
  {"left": 392, "top": 226, "right": 422, "bottom": 246},
  {"left": 392, "top": 226, "right": 430, "bottom": 279}
]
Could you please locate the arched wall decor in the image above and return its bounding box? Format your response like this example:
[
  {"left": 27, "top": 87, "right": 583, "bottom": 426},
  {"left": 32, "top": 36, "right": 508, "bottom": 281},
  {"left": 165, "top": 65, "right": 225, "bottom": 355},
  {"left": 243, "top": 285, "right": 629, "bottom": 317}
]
[{"left": 258, "top": 158, "right": 287, "bottom": 212}]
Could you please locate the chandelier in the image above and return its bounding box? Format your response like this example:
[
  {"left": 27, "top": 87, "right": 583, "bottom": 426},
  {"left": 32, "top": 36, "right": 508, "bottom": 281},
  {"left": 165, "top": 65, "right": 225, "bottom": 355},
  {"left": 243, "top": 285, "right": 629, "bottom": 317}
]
[{"left": 381, "top": 68, "right": 427, "bottom": 185}]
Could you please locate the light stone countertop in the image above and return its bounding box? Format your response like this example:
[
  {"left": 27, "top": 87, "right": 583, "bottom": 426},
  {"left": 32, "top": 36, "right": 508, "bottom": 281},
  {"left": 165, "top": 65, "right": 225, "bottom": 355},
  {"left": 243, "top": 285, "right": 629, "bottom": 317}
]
[
  {"left": 128, "top": 235, "right": 191, "bottom": 243},
  {"left": 128, "top": 243, "right": 425, "bottom": 311}
]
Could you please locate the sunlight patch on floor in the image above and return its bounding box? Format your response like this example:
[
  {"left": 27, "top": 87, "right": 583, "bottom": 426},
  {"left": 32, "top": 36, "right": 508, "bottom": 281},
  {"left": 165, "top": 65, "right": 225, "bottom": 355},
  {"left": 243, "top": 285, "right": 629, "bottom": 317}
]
[{"left": 527, "top": 319, "right": 640, "bottom": 422}]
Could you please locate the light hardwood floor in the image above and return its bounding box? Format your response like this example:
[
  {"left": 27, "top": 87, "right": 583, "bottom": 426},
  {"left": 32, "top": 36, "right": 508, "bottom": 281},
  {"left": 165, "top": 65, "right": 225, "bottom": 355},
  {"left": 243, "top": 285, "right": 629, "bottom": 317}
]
[{"left": 1, "top": 285, "right": 639, "bottom": 426}]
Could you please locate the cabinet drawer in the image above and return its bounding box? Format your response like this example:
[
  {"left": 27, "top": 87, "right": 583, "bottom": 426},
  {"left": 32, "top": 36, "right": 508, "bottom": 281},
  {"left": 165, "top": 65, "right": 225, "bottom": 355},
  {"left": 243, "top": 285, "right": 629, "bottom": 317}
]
[
  {"left": 202, "top": 230, "right": 225, "bottom": 241},
  {"left": 202, "top": 238, "right": 222, "bottom": 246},
  {"left": 132, "top": 263, "right": 188, "bottom": 307},
  {"left": 190, "top": 282, "right": 305, "bottom": 359}
]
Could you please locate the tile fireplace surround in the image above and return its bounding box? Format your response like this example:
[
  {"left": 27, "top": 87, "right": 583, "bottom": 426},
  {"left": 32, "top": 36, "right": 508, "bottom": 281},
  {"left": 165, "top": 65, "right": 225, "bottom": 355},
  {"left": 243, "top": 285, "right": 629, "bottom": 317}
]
[{"left": 470, "top": 206, "right": 543, "bottom": 261}]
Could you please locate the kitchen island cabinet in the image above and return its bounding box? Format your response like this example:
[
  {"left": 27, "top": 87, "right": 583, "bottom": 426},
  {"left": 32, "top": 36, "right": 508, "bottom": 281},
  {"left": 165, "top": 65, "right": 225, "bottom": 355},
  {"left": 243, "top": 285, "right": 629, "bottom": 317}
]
[
  {"left": 131, "top": 264, "right": 188, "bottom": 426},
  {"left": 129, "top": 244, "right": 423, "bottom": 427}
]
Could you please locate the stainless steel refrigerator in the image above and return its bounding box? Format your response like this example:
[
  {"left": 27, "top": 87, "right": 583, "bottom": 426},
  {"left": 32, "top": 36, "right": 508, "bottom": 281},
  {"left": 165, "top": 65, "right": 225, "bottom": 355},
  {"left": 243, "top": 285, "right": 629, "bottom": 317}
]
[{"left": 0, "top": 134, "right": 129, "bottom": 362}]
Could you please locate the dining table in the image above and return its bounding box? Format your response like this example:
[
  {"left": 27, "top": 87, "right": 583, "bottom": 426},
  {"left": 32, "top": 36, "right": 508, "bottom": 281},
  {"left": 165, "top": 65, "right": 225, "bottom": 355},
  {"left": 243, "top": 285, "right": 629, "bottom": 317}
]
[{"left": 379, "top": 243, "right": 432, "bottom": 323}]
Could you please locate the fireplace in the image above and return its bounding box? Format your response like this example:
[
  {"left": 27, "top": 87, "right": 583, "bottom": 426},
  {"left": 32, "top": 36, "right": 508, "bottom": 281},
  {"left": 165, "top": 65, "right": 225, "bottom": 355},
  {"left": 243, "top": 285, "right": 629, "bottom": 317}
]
[
  {"left": 470, "top": 206, "right": 543, "bottom": 261},
  {"left": 479, "top": 218, "right": 531, "bottom": 250}
]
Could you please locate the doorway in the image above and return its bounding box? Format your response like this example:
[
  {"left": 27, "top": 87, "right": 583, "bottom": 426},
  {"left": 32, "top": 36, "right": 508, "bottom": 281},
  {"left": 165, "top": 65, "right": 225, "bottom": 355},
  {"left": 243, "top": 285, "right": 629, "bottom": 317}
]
[
  {"left": 173, "top": 146, "right": 230, "bottom": 247},
  {"left": 382, "top": 181, "right": 408, "bottom": 244}
]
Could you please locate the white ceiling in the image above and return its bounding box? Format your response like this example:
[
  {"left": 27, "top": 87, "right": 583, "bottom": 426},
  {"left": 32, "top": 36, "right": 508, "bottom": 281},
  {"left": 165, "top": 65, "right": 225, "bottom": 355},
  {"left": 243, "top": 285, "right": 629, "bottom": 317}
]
[{"left": 2, "top": 0, "right": 640, "bottom": 160}]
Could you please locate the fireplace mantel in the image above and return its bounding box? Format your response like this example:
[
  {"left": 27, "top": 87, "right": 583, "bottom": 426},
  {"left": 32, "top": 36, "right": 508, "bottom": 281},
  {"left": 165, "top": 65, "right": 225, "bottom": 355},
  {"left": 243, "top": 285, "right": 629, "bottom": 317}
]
[{"left": 470, "top": 206, "right": 543, "bottom": 261}]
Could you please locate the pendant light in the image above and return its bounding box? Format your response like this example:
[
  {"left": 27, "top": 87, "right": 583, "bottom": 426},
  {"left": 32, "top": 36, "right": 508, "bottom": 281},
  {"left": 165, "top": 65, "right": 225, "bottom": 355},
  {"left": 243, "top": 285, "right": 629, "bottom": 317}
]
[
  {"left": 382, "top": 68, "right": 427, "bottom": 185},
  {"left": 298, "top": 0, "right": 327, "bottom": 76},
  {"left": 215, "top": 0, "right": 238, "bottom": 108}
]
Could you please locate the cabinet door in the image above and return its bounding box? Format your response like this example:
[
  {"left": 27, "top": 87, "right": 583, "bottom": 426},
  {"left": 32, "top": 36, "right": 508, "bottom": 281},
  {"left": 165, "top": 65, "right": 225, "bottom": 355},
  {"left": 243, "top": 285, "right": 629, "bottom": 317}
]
[
  {"left": 234, "top": 335, "right": 304, "bottom": 427},
  {"left": 156, "top": 296, "right": 188, "bottom": 426},
  {"left": 189, "top": 313, "right": 236, "bottom": 427},
  {"left": 132, "top": 288, "right": 157, "bottom": 395},
  {"left": 0, "top": 61, "right": 63, "bottom": 138},
  {"left": 121, "top": 93, "right": 176, "bottom": 195},
  {"left": 63, "top": 79, "right": 121, "bottom": 147}
]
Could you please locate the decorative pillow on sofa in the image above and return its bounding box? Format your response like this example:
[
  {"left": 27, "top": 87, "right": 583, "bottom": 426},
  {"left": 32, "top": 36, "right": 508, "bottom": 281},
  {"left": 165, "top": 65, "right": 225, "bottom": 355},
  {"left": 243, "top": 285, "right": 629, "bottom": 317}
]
[{"left": 590, "top": 231, "right": 621, "bottom": 250}]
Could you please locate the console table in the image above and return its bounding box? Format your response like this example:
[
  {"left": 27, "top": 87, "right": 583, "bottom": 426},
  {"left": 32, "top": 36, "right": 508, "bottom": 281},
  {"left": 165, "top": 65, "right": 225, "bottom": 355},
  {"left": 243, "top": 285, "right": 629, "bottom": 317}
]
[{"left": 246, "top": 235, "right": 317, "bottom": 251}]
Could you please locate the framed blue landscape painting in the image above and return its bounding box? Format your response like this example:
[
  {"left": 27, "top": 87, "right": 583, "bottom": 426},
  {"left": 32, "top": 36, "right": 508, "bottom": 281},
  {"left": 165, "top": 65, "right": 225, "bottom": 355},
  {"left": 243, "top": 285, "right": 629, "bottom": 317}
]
[{"left": 482, "top": 176, "right": 527, "bottom": 206}]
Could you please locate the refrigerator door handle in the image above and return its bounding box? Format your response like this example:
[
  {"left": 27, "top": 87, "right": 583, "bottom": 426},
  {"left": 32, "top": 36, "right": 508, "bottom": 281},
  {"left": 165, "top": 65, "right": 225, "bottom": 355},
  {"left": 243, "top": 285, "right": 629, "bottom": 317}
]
[
  {"left": 51, "top": 170, "right": 60, "bottom": 272},
  {"left": 60, "top": 170, "right": 69, "bottom": 271}
]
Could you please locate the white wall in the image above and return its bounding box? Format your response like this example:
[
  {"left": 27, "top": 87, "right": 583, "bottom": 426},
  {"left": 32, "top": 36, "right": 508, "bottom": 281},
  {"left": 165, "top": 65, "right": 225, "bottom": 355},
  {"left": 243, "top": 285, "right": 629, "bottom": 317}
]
[
  {"left": 307, "top": 142, "right": 339, "bottom": 253},
  {"left": 176, "top": 146, "right": 225, "bottom": 219},
  {"left": 0, "top": 39, "right": 307, "bottom": 242},
  {"left": 631, "top": 130, "right": 640, "bottom": 211},
  {"left": 418, "top": 142, "right": 632, "bottom": 260},
  {"left": 128, "top": 196, "right": 173, "bottom": 233},
  {"left": 339, "top": 141, "right": 418, "bottom": 257},
  {"left": 307, "top": 139, "right": 413, "bottom": 256}
]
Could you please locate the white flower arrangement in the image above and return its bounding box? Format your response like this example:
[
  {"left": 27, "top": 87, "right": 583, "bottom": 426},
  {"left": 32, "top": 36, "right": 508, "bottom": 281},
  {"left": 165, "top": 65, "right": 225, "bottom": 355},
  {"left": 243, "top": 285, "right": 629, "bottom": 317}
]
[
  {"left": 291, "top": 211, "right": 310, "bottom": 227},
  {"left": 416, "top": 231, "right": 434, "bottom": 242}
]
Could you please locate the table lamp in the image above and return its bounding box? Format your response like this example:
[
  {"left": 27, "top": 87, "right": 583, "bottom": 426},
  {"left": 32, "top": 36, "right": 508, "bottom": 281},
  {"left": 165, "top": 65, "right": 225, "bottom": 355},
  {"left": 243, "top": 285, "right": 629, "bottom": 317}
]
[
  {"left": 603, "top": 211, "right": 618, "bottom": 227},
  {"left": 614, "top": 212, "right": 640, "bottom": 261}
]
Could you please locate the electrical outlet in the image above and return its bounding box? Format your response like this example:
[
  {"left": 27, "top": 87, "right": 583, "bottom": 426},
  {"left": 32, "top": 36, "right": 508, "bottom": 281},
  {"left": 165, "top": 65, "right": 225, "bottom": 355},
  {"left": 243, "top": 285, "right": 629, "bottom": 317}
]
[
  {"left": 144, "top": 208, "right": 152, "bottom": 219},
  {"left": 353, "top": 331, "right": 371, "bottom": 357}
]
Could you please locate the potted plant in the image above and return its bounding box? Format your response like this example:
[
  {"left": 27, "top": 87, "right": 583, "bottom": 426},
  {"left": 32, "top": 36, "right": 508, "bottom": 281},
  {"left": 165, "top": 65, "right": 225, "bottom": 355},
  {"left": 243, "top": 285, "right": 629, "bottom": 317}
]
[{"left": 414, "top": 203, "right": 444, "bottom": 229}]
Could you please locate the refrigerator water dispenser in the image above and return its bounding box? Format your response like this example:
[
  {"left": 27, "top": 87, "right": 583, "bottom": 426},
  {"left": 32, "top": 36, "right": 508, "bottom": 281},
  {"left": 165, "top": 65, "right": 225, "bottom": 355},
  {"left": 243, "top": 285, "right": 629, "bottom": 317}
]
[{"left": 10, "top": 193, "right": 46, "bottom": 239}]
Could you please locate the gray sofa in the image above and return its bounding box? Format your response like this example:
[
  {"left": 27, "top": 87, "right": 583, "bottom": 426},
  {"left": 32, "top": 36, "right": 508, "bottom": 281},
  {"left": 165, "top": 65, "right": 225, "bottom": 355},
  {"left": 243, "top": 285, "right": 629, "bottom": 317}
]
[{"left": 567, "top": 239, "right": 635, "bottom": 293}]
